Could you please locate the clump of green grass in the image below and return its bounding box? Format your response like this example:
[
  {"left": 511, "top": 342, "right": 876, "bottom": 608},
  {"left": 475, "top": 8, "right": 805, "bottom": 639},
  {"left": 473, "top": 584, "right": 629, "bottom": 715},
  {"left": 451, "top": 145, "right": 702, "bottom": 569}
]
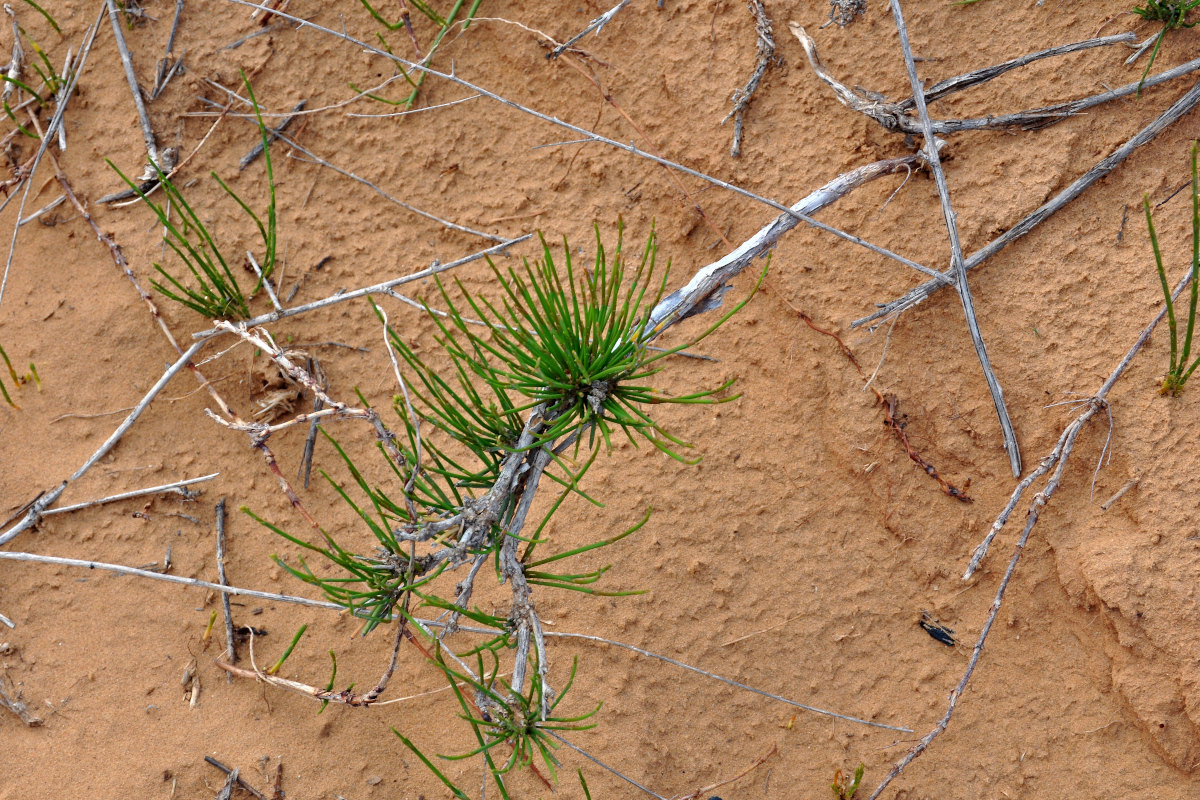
[
  {"left": 397, "top": 225, "right": 743, "bottom": 461},
  {"left": 111, "top": 74, "right": 276, "bottom": 319},
  {"left": 1132, "top": 0, "right": 1200, "bottom": 94},
  {"left": 1144, "top": 141, "right": 1200, "bottom": 395},
  {"left": 2, "top": 2, "right": 70, "bottom": 140},
  {"left": 396, "top": 651, "right": 599, "bottom": 799}
]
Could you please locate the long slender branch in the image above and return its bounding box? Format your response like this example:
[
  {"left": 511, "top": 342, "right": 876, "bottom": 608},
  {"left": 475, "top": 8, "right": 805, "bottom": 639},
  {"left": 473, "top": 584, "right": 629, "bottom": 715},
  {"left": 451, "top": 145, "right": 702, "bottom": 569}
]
[
  {"left": 0, "top": 550, "right": 343, "bottom": 608},
  {"left": 889, "top": 0, "right": 1021, "bottom": 477},
  {"left": 905, "top": 32, "right": 1139, "bottom": 107},
  {"left": 855, "top": 76, "right": 1200, "bottom": 328},
  {"left": 793, "top": 25, "right": 1192, "bottom": 135},
  {"left": 190, "top": 235, "right": 532, "bottom": 338},
  {"left": 41, "top": 473, "right": 218, "bottom": 516},
  {"left": 105, "top": 0, "right": 160, "bottom": 168},
  {"left": 647, "top": 152, "right": 931, "bottom": 332}
]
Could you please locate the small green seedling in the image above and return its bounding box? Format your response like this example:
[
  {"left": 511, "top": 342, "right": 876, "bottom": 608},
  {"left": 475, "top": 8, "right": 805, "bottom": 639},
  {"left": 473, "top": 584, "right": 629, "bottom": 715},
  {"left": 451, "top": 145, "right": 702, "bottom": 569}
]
[
  {"left": 1132, "top": 0, "right": 1200, "bottom": 94},
  {"left": 1143, "top": 141, "right": 1200, "bottom": 394},
  {"left": 831, "top": 763, "right": 865, "bottom": 800},
  {"left": 0, "top": 344, "right": 40, "bottom": 408}
]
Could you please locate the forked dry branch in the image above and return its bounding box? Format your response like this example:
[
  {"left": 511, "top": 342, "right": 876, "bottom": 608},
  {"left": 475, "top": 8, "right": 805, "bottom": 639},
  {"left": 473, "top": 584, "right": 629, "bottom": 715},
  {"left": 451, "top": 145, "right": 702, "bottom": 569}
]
[
  {"left": 866, "top": 272, "right": 1193, "bottom": 799},
  {"left": 856, "top": 76, "right": 1200, "bottom": 328}
]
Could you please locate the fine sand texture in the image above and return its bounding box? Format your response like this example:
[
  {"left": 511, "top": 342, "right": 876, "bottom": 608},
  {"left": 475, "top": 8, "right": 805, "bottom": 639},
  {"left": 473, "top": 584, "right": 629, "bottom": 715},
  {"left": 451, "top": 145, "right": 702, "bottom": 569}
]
[{"left": 4, "top": 1, "right": 1200, "bottom": 798}]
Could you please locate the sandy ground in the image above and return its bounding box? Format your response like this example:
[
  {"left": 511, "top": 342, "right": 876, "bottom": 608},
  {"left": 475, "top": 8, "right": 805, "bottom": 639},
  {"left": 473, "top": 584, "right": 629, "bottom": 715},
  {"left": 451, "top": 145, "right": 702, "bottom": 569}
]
[{"left": 3, "top": 1, "right": 1200, "bottom": 798}]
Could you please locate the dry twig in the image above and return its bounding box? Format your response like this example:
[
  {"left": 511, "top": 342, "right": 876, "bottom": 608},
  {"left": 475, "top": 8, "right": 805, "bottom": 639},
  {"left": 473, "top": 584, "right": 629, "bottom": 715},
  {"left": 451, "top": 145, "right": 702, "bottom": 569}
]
[
  {"left": 0, "top": 673, "right": 42, "bottom": 726},
  {"left": 724, "top": 0, "right": 775, "bottom": 157},
  {"left": 547, "top": 0, "right": 630, "bottom": 59},
  {"left": 215, "top": 500, "right": 236, "bottom": 667}
]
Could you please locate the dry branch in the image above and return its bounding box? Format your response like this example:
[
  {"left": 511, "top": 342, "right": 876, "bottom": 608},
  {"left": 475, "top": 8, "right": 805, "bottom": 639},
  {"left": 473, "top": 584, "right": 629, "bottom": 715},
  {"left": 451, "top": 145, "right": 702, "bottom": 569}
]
[
  {"left": 0, "top": 550, "right": 343, "bottom": 609},
  {"left": 547, "top": 0, "right": 630, "bottom": 59},
  {"left": 724, "top": 0, "right": 775, "bottom": 158},
  {"left": 105, "top": 0, "right": 161, "bottom": 169},
  {"left": 791, "top": 25, "right": 1185, "bottom": 135},
  {"left": 646, "top": 152, "right": 929, "bottom": 333},
  {"left": 215, "top": 500, "right": 236, "bottom": 666},
  {"left": 0, "top": 673, "right": 42, "bottom": 726},
  {"left": 40, "top": 473, "right": 217, "bottom": 517},
  {"left": 889, "top": 0, "right": 1021, "bottom": 477}
]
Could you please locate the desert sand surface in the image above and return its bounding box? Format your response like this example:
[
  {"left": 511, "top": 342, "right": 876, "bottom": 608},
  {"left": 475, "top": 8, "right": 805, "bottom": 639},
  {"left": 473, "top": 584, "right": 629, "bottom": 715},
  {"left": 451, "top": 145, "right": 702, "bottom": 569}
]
[{"left": 4, "top": 1, "right": 1200, "bottom": 798}]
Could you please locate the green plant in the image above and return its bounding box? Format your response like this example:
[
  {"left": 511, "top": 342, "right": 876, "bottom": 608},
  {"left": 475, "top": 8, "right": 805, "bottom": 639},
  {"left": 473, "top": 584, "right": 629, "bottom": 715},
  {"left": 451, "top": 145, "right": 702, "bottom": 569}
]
[
  {"left": 1132, "top": 0, "right": 1200, "bottom": 94},
  {"left": 2, "top": 4, "right": 70, "bottom": 140},
  {"left": 353, "top": 0, "right": 484, "bottom": 109},
  {"left": 1144, "top": 141, "right": 1200, "bottom": 395},
  {"left": 0, "top": 344, "right": 39, "bottom": 408},
  {"left": 398, "top": 651, "right": 599, "bottom": 798},
  {"left": 831, "top": 763, "right": 865, "bottom": 800},
  {"left": 251, "top": 225, "right": 757, "bottom": 792},
  {"left": 396, "top": 226, "right": 741, "bottom": 461},
  {"left": 111, "top": 74, "right": 276, "bottom": 319}
]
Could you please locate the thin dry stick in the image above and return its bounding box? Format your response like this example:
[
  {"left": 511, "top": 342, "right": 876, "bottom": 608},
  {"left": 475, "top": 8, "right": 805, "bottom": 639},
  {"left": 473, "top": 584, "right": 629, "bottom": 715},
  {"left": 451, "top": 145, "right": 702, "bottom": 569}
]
[
  {"left": 239, "top": 99, "right": 306, "bottom": 171},
  {"left": 889, "top": 0, "right": 1022, "bottom": 477},
  {"left": 190, "top": 235, "right": 531, "bottom": 337},
  {"left": 1100, "top": 473, "right": 1139, "bottom": 511},
  {"left": 645, "top": 152, "right": 932, "bottom": 333},
  {"left": 868, "top": 273, "right": 1189, "bottom": 800},
  {"left": 204, "top": 757, "right": 268, "bottom": 800},
  {"left": 724, "top": 0, "right": 774, "bottom": 157},
  {"left": 0, "top": 550, "right": 344, "bottom": 609},
  {"left": 543, "top": 630, "right": 910, "bottom": 731},
  {"left": 215, "top": 499, "right": 236, "bottom": 667},
  {"left": 855, "top": 76, "right": 1200, "bottom": 328},
  {"left": 792, "top": 26, "right": 1147, "bottom": 135},
  {"left": 0, "top": 340, "right": 207, "bottom": 547},
  {"left": 41, "top": 473, "right": 218, "bottom": 517},
  {"left": 0, "top": 673, "right": 42, "bottom": 726},
  {"left": 672, "top": 743, "right": 776, "bottom": 800},
  {"left": 221, "top": 0, "right": 937, "bottom": 281},
  {"left": 903, "top": 32, "right": 1139, "bottom": 108},
  {"left": 105, "top": 0, "right": 160, "bottom": 169},
  {"left": 545, "top": 732, "right": 668, "bottom": 800}
]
